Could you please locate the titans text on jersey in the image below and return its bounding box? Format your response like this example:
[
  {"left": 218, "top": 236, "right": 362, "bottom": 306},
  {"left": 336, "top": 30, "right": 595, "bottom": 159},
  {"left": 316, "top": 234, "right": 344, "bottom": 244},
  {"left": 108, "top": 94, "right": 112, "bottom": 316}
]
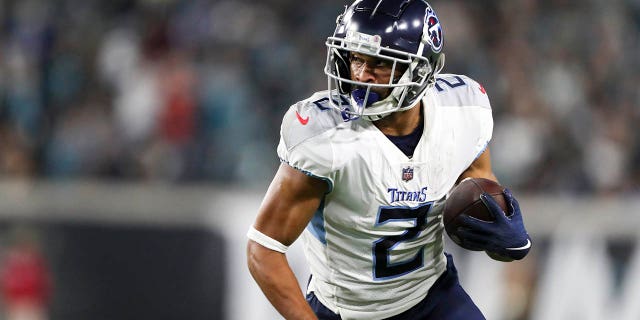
[{"left": 387, "top": 187, "right": 429, "bottom": 203}]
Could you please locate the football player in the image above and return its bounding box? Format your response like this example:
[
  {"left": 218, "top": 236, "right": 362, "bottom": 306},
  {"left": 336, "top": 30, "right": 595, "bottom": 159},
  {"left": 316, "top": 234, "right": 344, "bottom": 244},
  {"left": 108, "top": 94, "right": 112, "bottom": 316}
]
[{"left": 247, "top": 1, "right": 531, "bottom": 319}]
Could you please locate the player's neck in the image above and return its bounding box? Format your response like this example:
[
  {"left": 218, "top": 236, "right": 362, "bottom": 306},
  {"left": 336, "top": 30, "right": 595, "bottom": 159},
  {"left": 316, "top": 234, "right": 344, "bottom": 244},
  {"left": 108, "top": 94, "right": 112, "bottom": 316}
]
[{"left": 373, "top": 102, "right": 423, "bottom": 137}]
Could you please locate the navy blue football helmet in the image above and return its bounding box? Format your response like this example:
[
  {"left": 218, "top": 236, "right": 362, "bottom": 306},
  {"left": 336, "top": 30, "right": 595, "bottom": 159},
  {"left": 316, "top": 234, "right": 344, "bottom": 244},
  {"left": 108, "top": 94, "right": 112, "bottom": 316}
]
[{"left": 325, "top": 0, "right": 445, "bottom": 121}]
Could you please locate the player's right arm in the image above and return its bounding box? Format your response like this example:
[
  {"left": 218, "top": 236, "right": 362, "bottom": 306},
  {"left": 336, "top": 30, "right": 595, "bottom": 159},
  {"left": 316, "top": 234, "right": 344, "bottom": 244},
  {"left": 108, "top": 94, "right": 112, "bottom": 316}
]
[{"left": 247, "top": 163, "right": 327, "bottom": 320}]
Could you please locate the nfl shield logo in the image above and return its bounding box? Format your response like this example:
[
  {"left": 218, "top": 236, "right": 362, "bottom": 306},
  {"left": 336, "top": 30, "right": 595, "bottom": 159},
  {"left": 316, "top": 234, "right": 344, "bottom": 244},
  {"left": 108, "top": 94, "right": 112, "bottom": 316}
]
[{"left": 402, "top": 167, "right": 414, "bottom": 182}]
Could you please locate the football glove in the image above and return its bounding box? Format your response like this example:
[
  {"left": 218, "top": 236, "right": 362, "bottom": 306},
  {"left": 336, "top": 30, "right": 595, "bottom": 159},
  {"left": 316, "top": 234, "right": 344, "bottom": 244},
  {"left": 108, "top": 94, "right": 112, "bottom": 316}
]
[{"left": 455, "top": 188, "right": 531, "bottom": 261}]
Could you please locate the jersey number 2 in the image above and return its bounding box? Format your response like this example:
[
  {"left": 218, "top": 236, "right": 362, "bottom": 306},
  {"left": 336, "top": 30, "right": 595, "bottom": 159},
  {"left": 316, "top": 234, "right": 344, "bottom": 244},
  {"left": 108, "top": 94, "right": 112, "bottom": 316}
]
[{"left": 373, "top": 203, "right": 432, "bottom": 280}]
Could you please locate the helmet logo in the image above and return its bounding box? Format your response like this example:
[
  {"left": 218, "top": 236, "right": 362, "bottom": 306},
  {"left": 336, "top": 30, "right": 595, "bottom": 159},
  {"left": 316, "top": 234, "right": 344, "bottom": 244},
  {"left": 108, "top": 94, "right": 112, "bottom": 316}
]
[{"left": 423, "top": 7, "right": 443, "bottom": 53}]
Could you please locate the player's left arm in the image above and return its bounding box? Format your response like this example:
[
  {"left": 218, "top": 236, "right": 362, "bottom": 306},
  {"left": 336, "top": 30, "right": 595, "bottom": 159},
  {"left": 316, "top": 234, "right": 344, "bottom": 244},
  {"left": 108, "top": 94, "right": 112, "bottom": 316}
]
[
  {"left": 458, "top": 147, "right": 497, "bottom": 183},
  {"left": 456, "top": 148, "right": 532, "bottom": 261}
]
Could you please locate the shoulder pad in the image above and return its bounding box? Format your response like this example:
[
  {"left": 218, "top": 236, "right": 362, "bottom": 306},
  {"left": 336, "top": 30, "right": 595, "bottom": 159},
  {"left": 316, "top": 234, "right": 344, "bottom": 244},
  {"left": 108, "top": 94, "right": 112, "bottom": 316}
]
[
  {"left": 280, "top": 91, "right": 348, "bottom": 150},
  {"left": 433, "top": 74, "right": 491, "bottom": 109}
]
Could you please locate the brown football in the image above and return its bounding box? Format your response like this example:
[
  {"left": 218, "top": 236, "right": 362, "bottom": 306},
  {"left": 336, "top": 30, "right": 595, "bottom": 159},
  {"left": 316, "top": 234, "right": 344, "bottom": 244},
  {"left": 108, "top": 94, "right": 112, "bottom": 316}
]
[{"left": 443, "top": 178, "right": 508, "bottom": 248}]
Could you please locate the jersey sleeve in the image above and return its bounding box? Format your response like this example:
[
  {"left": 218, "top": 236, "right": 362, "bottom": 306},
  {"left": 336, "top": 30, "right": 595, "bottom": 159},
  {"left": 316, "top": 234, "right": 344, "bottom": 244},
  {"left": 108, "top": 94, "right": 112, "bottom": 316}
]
[{"left": 276, "top": 99, "right": 339, "bottom": 192}]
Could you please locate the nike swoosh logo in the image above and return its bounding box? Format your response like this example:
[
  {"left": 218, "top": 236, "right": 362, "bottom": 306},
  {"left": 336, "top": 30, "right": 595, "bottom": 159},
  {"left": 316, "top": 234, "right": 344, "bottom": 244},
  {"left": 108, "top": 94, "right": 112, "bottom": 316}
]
[
  {"left": 506, "top": 238, "right": 531, "bottom": 251},
  {"left": 295, "top": 111, "right": 309, "bottom": 125}
]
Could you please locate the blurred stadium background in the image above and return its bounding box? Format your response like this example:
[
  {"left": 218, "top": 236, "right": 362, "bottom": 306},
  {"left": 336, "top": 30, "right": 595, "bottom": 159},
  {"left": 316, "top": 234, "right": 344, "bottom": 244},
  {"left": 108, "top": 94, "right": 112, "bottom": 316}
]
[{"left": 0, "top": 0, "right": 639, "bottom": 319}]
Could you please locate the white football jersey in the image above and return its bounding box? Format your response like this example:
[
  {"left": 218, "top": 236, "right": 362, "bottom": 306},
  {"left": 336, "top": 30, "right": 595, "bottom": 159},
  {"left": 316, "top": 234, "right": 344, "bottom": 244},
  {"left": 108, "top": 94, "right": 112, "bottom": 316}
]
[{"left": 277, "top": 74, "right": 493, "bottom": 320}]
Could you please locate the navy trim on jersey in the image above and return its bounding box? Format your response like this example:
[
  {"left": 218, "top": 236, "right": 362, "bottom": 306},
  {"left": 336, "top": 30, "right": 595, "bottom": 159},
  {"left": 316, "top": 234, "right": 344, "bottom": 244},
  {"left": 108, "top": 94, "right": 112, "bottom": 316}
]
[{"left": 385, "top": 119, "right": 424, "bottom": 157}]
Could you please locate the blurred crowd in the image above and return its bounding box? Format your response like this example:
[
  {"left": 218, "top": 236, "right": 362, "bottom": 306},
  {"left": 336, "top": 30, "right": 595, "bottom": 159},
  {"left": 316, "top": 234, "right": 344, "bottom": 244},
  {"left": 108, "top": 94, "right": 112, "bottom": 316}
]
[{"left": 0, "top": 0, "right": 638, "bottom": 194}]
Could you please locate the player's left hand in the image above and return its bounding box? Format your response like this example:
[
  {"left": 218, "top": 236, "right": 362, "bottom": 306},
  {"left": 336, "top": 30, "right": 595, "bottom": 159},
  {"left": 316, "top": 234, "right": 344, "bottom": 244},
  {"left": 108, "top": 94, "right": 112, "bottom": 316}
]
[{"left": 455, "top": 189, "right": 531, "bottom": 261}]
